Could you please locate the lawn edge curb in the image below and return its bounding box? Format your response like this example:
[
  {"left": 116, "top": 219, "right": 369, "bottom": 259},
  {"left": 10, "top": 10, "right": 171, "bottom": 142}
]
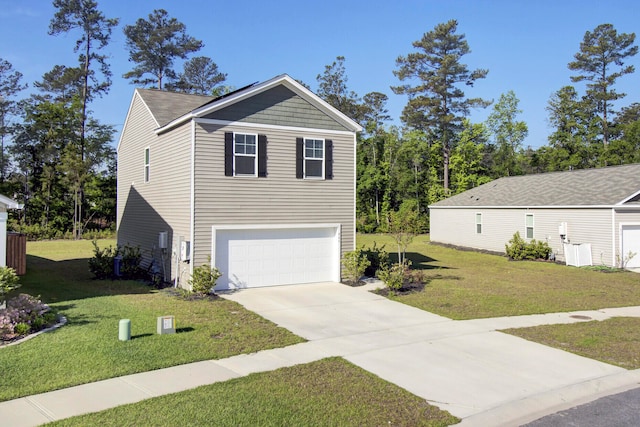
[{"left": 0, "top": 315, "right": 67, "bottom": 349}]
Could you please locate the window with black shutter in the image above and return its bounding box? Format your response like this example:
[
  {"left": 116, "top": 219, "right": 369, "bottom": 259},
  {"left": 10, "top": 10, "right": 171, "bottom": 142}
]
[
  {"left": 296, "top": 137, "right": 333, "bottom": 180},
  {"left": 224, "top": 132, "right": 267, "bottom": 177}
]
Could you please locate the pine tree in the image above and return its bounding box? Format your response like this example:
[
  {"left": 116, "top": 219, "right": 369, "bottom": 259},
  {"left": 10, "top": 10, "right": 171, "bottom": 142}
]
[
  {"left": 49, "top": 0, "right": 118, "bottom": 238},
  {"left": 169, "top": 56, "right": 227, "bottom": 95},
  {"left": 123, "top": 9, "right": 203, "bottom": 89},
  {"left": 316, "top": 56, "right": 364, "bottom": 124},
  {"left": 393, "top": 20, "right": 490, "bottom": 191},
  {"left": 569, "top": 23, "right": 638, "bottom": 146},
  {"left": 0, "top": 58, "right": 27, "bottom": 183}
]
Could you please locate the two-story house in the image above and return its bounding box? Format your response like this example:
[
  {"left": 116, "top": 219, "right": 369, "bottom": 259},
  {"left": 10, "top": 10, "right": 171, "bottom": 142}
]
[{"left": 117, "top": 74, "right": 362, "bottom": 290}]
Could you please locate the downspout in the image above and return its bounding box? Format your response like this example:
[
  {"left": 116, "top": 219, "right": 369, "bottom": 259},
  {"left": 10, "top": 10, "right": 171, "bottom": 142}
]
[
  {"left": 352, "top": 132, "right": 357, "bottom": 251},
  {"left": 189, "top": 119, "right": 196, "bottom": 283},
  {"left": 611, "top": 208, "right": 616, "bottom": 267}
]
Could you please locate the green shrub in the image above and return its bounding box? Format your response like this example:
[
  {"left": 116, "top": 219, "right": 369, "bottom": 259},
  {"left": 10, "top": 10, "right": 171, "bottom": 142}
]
[
  {"left": 0, "top": 267, "right": 20, "bottom": 304},
  {"left": 13, "top": 322, "right": 30, "bottom": 336},
  {"left": 81, "top": 227, "right": 116, "bottom": 240},
  {"left": 505, "top": 232, "right": 551, "bottom": 261},
  {"left": 189, "top": 261, "right": 222, "bottom": 295},
  {"left": 119, "top": 244, "right": 143, "bottom": 279},
  {"left": 88, "top": 241, "right": 117, "bottom": 279},
  {"left": 356, "top": 213, "right": 379, "bottom": 233},
  {"left": 89, "top": 242, "right": 144, "bottom": 280},
  {"left": 43, "top": 312, "right": 58, "bottom": 324},
  {"left": 361, "top": 242, "right": 389, "bottom": 277},
  {"left": 7, "top": 222, "right": 66, "bottom": 240},
  {"left": 377, "top": 261, "right": 410, "bottom": 295},
  {"left": 341, "top": 249, "right": 371, "bottom": 285}
]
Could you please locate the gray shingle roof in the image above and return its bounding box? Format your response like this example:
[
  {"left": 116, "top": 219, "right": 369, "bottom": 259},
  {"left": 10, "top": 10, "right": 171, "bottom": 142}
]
[
  {"left": 430, "top": 163, "right": 640, "bottom": 208},
  {"left": 136, "top": 89, "right": 214, "bottom": 127}
]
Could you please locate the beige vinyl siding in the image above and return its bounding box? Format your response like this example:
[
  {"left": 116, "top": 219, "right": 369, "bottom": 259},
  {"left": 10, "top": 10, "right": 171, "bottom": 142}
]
[
  {"left": 430, "top": 207, "right": 615, "bottom": 265},
  {"left": 192, "top": 122, "right": 355, "bottom": 271},
  {"left": 117, "top": 93, "right": 192, "bottom": 279},
  {"left": 203, "top": 85, "right": 348, "bottom": 131}
]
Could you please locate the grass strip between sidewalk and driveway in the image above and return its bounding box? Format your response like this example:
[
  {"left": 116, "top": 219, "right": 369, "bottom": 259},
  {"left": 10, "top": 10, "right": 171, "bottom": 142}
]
[
  {"left": 45, "top": 358, "right": 459, "bottom": 427},
  {"left": 357, "top": 234, "right": 640, "bottom": 320},
  {"left": 503, "top": 317, "right": 640, "bottom": 369}
]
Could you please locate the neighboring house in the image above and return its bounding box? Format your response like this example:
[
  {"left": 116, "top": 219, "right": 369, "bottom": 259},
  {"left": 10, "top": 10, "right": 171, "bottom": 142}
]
[
  {"left": 429, "top": 164, "right": 640, "bottom": 269},
  {"left": 117, "top": 74, "right": 362, "bottom": 290},
  {"left": 0, "top": 194, "right": 23, "bottom": 268}
]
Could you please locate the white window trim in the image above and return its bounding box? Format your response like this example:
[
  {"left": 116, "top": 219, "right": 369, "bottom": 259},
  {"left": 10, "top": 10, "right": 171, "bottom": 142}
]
[
  {"left": 233, "top": 132, "right": 258, "bottom": 177},
  {"left": 144, "top": 147, "right": 150, "bottom": 183},
  {"left": 304, "top": 137, "right": 325, "bottom": 180},
  {"left": 525, "top": 214, "right": 534, "bottom": 239},
  {"left": 475, "top": 212, "right": 482, "bottom": 234}
]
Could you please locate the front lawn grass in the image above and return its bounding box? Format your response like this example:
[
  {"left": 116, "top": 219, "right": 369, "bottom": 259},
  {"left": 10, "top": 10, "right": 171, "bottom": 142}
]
[
  {"left": 357, "top": 234, "right": 640, "bottom": 320},
  {"left": 0, "top": 240, "right": 304, "bottom": 402},
  {"left": 47, "top": 358, "right": 459, "bottom": 427},
  {"left": 503, "top": 317, "right": 640, "bottom": 369}
]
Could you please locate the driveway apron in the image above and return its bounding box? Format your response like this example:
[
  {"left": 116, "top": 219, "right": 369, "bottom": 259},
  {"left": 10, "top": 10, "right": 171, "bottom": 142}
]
[{"left": 222, "top": 282, "right": 625, "bottom": 420}]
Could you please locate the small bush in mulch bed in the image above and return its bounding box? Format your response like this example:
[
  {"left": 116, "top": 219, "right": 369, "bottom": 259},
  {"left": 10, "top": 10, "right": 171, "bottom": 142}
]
[
  {"left": 341, "top": 249, "right": 371, "bottom": 287},
  {"left": 376, "top": 261, "right": 429, "bottom": 296},
  {"left": 0, "top": 294, "right": 58, "bottom": 343}
]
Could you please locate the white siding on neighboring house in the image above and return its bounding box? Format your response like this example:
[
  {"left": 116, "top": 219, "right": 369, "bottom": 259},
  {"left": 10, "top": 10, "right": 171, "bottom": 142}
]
[
  {"left": 531, "top": 209, "right": 612, "bottom": 265},
  {"left": 430, "top": 208, "right": 523, "bottom": 253},
  {"left": 430, "top": 207, "right": 614, "bottom": 265},
  {"left": 192, "top": 122, "right": 355, "bottom": 273}
]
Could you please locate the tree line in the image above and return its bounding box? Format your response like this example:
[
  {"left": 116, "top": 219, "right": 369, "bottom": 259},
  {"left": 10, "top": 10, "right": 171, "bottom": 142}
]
[
  {"left": 0, "top": 3, "right": 638, "bottom": 239},
  {"left": 339, "top": 20, "right": 639, "bottom": 233},
  {"left": 0, "top": 3, "right": 229, "bottom": 239}
]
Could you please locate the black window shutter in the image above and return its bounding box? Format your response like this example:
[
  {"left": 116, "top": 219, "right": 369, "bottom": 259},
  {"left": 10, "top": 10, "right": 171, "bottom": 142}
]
[
  {"left": 325, "top": 139, "right": 333, "bottom": 180},
  {"left": 258, "top": 134, "right": 267, "bottom": 177},
  {"left": 296, "top": 137, "right": 303, "bottom": 179},
  {"left": 224, "top": 132, "right": 233, "bottom": 176}
]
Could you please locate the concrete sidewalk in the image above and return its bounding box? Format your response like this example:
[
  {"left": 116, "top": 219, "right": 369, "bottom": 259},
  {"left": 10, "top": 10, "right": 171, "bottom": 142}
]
[{"left": 2, "top": 282, "right": 640, "bottom": 426}]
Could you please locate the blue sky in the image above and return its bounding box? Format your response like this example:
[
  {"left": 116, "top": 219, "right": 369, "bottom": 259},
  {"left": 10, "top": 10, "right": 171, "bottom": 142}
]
[{"left": 1, "top": 0, "right": 639, "bottom": 149}]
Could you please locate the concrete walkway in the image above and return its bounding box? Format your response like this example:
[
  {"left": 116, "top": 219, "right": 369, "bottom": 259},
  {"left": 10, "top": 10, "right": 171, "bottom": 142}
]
[{"left": 2, "top": 282, "right": 640, "bottom": 426}]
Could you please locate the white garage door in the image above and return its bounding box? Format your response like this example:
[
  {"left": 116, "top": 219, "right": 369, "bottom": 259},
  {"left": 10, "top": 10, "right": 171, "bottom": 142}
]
[
  {"left": 212, "top": 225, "right": 340, "bottom": 289},
  {"left": 621, "top": 225, "right": 640, "bottom": 268}
]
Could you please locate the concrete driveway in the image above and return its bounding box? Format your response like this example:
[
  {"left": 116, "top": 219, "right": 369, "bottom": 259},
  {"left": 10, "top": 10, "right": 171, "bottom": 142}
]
[{"left": 223, "top": 282, "right": 635, "bottom": 424}]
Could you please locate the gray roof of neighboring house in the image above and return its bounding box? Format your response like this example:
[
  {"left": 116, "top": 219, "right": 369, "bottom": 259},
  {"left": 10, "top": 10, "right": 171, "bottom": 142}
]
[
  {"left": 136, "top": 89, "right": 215, "bottom": 127},
  {"left": 430, "top": 163, "right": 640, "bottom": 208}
]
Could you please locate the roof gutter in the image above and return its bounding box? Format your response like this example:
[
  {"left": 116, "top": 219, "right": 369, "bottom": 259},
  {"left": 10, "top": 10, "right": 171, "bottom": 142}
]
[{"left": 428, "top": 204, "right": 640, "bottom": 210}]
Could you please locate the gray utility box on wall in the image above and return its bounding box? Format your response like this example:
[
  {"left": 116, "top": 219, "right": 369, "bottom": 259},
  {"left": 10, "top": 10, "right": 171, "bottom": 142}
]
[{"left": 157, "top": 316, "right": 175, "bottom": 334}]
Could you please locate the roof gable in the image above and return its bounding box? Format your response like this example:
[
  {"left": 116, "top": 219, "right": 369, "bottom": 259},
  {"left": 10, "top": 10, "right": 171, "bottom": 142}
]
[
  {"left": 158, "top": 74, "right": 362, "bottom": 133},
  {"left": 430, "top": 163, "right": 640, "bottom": 208},
  {"left": 202, "top": 84, "right": 349, "bottom": 131}
]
